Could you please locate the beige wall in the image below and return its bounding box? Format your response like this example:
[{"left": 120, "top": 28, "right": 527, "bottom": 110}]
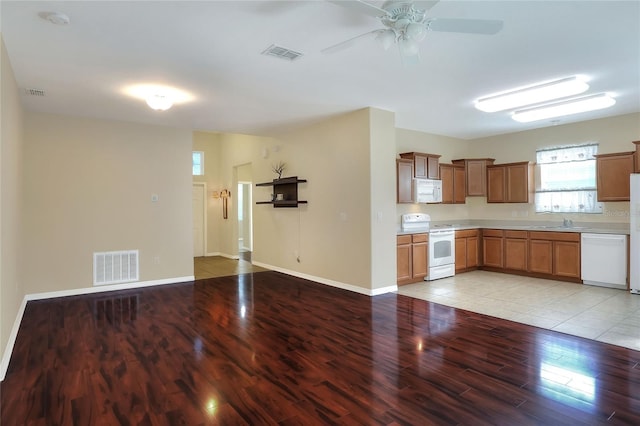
[
  {"left": 1, "top": 35, "right": 25, "bottom": 376},
  {"left": 192, "top": 131, "right": 222, "bottom": 254},
  {"left": 369, "top": 108, "right": 397, "bottom": 291},
  {"left": 395, "top": 128, "right": 472, "bottom": 223},
  {"left": 260, "top": 109, "right": 376, "bottom": 290},
  {"left": 22, "top": 112, "right": 194, "bottom": 294},
  {"left": 395, "top": 113, "right": 640, "bottom": 224},
  {"left": 465, "top": 113, "right": 640, "bottom": 223}
]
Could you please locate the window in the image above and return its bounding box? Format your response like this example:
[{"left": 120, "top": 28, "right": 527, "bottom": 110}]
[
  {"left": 192, "top": 151, "right": 204, "bottom": 176},
  {"left": 535, "top": 143, "right": 602, "bottom": 213}
]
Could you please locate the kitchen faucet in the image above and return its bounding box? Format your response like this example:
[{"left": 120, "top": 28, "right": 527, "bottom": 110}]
[{"left": 563, "top": 218, "right": 573, "bottom": 228}]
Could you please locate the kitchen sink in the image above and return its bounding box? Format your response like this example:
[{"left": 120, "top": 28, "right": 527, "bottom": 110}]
[{"left": 529, "top": 225, "right": 590, "bottom": 230}]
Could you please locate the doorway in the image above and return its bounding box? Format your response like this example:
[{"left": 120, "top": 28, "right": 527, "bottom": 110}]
[
  {"left": 236, "top": 163, "right": 253, "bottom": 262},
  {"left": 192, "top": 183, "right": 206, "bottom": 257}
]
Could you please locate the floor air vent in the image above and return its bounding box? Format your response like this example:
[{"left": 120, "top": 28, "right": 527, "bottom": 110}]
[{"left": 93, "top": 250, "right": 139, "bottom": 286}]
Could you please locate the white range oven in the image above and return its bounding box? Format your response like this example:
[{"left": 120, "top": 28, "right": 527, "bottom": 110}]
[
  {"left": 428, "top": 226, "right": 456, "bottom": 280},
  {"left": 400, "top": 214, "right": 456, "bottom": 281}
]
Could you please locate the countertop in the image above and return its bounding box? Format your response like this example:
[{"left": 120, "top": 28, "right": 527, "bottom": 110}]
[{"left": 397, "top": 220, "right": 630, "bottom": 235}]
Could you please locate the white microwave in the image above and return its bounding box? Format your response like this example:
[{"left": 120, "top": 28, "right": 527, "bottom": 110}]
[{"left": 414, "top": 178, "right": 442, "bottom": 203}]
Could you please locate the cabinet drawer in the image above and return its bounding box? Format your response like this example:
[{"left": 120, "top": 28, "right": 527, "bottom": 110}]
[
  {"left": 455, "top": 229, "right": 479, "bottom": 238},
  {"left": 397, "top": 235, "right": 412, "bottom": 245},
  {"left": 529, "top": 231, "right": 580, "bottom": 242},
  {"left": 505, "top": 230, "right": 528, "bottom": 239},
  {"left": 412, "top": 233, "right": 428, "bottom": 243},
  {"left": 483, "top": 229, "right": 504, "bottom": 237}
]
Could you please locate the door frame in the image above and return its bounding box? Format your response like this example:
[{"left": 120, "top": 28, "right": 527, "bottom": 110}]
[
  {"left": 237, "top": 180, "right": 253, "bottom": 252},
  {"left": 192, "top": 182, "right": 207, "bottom": 257}
]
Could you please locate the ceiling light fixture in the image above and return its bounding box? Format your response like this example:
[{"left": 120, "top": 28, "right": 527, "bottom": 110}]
[
  {"left": 123, "top": 84, "right": 194, "bottom": 111},
  {"left": 39, "top": 11, "right": 70, "bottom": 25},
  {"left": 475, "top": 76, "right": 590, "bottom": 112},
  {"left": 145, "top": 94, "right": 173, "bottom": 111},
  {"left": 511, "top": 93, "right": 616, "bottom": 123}
]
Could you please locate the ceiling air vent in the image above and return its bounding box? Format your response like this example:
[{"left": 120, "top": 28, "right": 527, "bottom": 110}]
[
  {"left": 23, "top": 88, "right": 46, "bottom": 97},
  {"left": 261, "top": 44, "right": 303, "bottom": 61}
]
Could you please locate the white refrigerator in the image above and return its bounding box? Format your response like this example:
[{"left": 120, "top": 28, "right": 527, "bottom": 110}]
[{"left": 631, "top": 174, "right": 640, "bottom": 294}]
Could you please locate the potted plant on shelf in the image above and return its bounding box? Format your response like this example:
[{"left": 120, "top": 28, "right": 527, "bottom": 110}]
[{"left": 272, "top": 161, "right": 285, "bottom": 180}]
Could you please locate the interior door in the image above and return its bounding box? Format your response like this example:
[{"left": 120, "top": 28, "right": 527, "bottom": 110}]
[{"left": 192, "top": 184, "right": 205, "bottom": 257}]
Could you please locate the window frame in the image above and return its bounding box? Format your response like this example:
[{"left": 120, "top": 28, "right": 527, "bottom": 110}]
[
  {"left": 192, "top": 151, "right": 204, "bottom": 176},
  {"left": 534, "top": 143, "right": 602, "bottom": 214}
]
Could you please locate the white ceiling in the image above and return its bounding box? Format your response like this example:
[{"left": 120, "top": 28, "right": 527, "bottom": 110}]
[{"left": 2, "top": 0, "right": 639, "bottom": 139}]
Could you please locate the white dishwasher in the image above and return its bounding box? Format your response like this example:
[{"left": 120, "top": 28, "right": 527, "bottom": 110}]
[{"left": 581, "top": 233, "right": 627, "bottom": 289}]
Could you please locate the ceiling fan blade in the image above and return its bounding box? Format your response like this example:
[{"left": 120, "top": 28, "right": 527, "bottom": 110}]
[
  {"left": 413, "top": 1, "right": 440, "bottom": 11},
  {"left": 327, "top": 0, "right": 389, "bottom": 18},
  {"left": 428, "top": 18, "right": 504, "bottom": 35},
  {"left": 321, "top": 29, "right": 384, "bottom": 54}
]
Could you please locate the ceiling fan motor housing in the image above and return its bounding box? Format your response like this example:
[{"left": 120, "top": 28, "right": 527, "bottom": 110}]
[{"left": 380, "top": 2, "right": 428, "bottom": 40}]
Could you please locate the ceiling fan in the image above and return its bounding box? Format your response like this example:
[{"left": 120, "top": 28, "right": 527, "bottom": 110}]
[{"left": 324, "top": 1, "right": 503, "bottom": 63}]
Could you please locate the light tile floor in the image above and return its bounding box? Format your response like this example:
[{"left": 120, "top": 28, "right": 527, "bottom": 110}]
[{"left": 397, "top": 270, "right": 640, "bottom": 351}]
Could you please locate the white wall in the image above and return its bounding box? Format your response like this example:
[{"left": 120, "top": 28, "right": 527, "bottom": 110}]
[
  {"left": 1, "top": 34, "right": 25, "bottom": 379},
  {"left": 22, "top": 112, "right": 194, "bottom": 295}
]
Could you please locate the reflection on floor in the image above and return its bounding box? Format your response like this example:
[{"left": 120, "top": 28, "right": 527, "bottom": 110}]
[
  {"left": 194, "top": 255, "right": 269, "bottom": 280},
  {"left": 398, "top": 270, "right": 640, "bottom": 351}
]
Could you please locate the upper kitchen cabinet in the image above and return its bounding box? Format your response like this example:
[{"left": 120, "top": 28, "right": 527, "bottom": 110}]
[
  {"left": 399, "top": 152, "right": 441, "bottom": 179},
  {"left": 487, "top": 162, "right": 534, "bottom": 203},
  {"left": 452, "top": 158, "right": 495, "bottom": 196},
  {"left": 440, "top": 163, "right": 466, "bottom": 204},
  {"left": 595, "top": 151, "right": 635, "bottom": 201},
  {"left": 397, "top": 159, "right": 414, "bottom": 204}
]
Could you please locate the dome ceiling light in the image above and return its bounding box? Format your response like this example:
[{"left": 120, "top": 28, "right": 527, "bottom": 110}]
[{"left": 123, "top": 84, "right": 195, "bottom": 112}]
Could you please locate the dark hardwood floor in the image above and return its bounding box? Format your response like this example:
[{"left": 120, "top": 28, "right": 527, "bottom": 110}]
[{"left": 2, "top": 271, "right": 639, "bottom": 425}]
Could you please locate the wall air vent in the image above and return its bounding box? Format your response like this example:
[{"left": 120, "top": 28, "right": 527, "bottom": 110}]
[
  {"left": 23, "top": 88, "right": 46, "bottom": 97},
  {"left": 261, "top": 44, "right": 303, "bottom": 61},
  {"left": 93, "top": 250, "right": 139, "bottom": 286}
]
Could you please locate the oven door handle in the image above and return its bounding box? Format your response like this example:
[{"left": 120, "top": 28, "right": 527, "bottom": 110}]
[{"left": 430, "top": 230, "right": 455, "bottom": 237}]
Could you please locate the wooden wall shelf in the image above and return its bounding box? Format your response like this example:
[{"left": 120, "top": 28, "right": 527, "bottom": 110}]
[{"left": 256, "top": 176, "right": 307, "bottom": 208}]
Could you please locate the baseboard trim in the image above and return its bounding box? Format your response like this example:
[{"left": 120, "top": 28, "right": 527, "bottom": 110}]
[
  {"left": 0, "top": 296, "right": 28, "bottom": 382},
  {"left": 0, "top": 275, "right": 194, "bottom": 382},
  {"left": 25, "top": 276, "right": 195, "bottom": 302},
  {"left": 251, "top": 262, "right": 397, "bottom": 296}
]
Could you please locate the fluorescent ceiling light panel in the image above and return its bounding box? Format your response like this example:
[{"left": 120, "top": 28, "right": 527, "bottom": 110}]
[
  {"left": 475, "top": 76, "right": 589, "bottom": 112},
  {"left": 511, "top": 93, "right": 616, "bottom": 123}
]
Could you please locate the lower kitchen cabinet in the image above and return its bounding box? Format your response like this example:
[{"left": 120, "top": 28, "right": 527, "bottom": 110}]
[
  {"left": 397, "top": 233, "right": 429, "bottom": 285},
  {"left": 528, "top": 231, "right": 581, "bottom": 281},
  {"left": 553, "top": 240, "right": 581, "bottom": 278},
  {"left": 455, "top": 229, "right": 479, "bottom": 272},
  {"left": 504, "top": 230, "right": 528, "bottom": 271},
  {"left": 528, "top": 239, "right": 553, "bottom": 274},
  {"left": 480, "top": 229, "right": 581, "bottom": 282},
  {"left": 397, "top": 235, "right": 412, "bottom": 283},
  {"left": 482, "top": 229, "right": 504, "bottom": 268}
]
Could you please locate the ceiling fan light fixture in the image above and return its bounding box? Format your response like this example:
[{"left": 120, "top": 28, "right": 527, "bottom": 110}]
[
  {"left": 405, "top": 22, "right": 426, "bottom": 41},
  {"left": 398, "top": 36, "right": 419, "bottom": 57},
  {"left": 475, "top": 76, "right": 590, "bottom": 113},
  {"left": 511, "top": 93, "right": 616, "bottom": 123},
  {"left": 376, "top": 29, "right": 396, "bottom": 51}
]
